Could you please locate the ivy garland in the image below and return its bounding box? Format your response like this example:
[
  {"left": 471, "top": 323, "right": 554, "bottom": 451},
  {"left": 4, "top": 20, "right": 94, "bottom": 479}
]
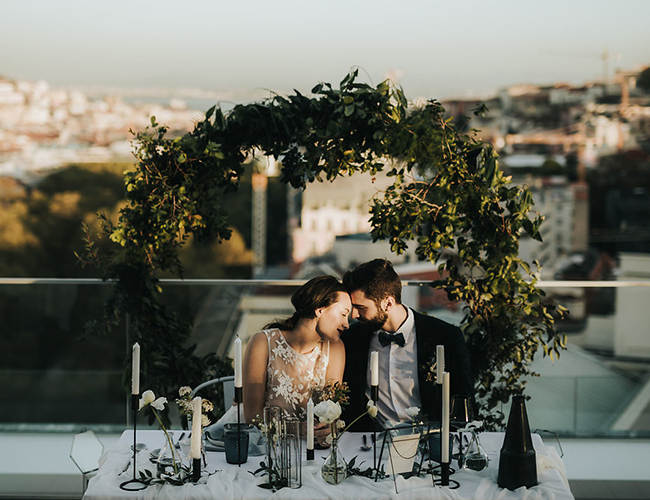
[{"left": 84, "top": 70, "right": 566, "bottom": 429}]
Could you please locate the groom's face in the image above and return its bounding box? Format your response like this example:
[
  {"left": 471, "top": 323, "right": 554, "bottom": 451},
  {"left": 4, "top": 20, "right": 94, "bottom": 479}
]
[{"left": 349, "top": 290, "right": 388, "bottom": 330}]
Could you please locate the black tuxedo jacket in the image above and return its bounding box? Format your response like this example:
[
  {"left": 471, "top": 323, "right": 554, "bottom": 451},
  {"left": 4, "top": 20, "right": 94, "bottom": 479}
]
[{"left": 341, "top": 310, "right": 474, "bottom": 431}]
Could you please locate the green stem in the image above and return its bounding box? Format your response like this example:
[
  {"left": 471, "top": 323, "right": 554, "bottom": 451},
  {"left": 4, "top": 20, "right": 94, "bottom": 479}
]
[
  {"left": 153, "top": 409, "right": 178, "bottom": 475},
  {"left": 338, "top": 408, "right": 373, "bottom": 437}
]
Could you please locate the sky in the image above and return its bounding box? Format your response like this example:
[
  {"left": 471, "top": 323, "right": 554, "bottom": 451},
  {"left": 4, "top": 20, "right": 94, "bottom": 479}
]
[{"left": 1, "top": 0, "right": 650, "bottom": 101}]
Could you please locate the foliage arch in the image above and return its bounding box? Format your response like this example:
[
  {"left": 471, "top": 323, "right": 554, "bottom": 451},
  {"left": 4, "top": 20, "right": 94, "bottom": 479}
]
[{"left": 86, "top": 70, "right": 566, "bottom": 428}]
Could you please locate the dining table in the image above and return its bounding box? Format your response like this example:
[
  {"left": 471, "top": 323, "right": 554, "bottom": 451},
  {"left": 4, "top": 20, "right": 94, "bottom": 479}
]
[{"left": 83, "top": 429, "right": 573, "bottom": 500}]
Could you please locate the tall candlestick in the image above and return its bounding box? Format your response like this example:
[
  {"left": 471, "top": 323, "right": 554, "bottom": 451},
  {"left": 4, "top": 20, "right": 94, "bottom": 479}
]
[
  {"left": 131, "top": 343, "right": 140, "bottom": 395},
  {"left": 436, "top": 345, "right": 445, "bottom": 384},
  {"left": 442, "top": 372, "right": 450, "bottom": 463},
  {"left": 306, "top": 398, "right": 314, "bottom": 460},
  {"left": 190, "top": 396, "right": 202, "bottom": 459},
  {"left": 234, "top": 337, "right": 242, "bottom": 388}
]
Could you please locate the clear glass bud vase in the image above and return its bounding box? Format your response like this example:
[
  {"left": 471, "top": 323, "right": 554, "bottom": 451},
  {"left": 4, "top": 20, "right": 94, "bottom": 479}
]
[
  {"left": 321, "top": 439, "right": 347, "bottom": 485},
  {"left": 464, "top": 429, "right": 489, "bottom": 471}
]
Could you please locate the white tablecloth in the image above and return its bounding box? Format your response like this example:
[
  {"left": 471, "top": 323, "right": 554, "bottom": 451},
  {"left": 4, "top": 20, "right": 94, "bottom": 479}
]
[{"left": 84, "top": 430, "right": 573, "bottom": 500}]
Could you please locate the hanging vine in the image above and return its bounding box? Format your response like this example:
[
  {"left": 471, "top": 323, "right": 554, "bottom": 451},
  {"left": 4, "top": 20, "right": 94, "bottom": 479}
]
[{"left": 83, "top": 69, "right": 566, "bottom": 429}]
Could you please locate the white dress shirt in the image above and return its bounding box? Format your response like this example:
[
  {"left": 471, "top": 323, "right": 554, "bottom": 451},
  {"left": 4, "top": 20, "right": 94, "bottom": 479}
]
[{"left": 365, "top": 306, "right": 422, "bottom": 426}]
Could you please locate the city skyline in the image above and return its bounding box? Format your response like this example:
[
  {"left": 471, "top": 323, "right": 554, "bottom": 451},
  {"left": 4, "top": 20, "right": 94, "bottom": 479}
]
[{"left": 1, "top": 0, "right": 650, "bottom": 102}]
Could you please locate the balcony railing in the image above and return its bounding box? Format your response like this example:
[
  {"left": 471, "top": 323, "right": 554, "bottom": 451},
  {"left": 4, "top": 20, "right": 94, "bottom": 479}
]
[{"left": 1, "top": 278, "right": 649, "bottom": 438}]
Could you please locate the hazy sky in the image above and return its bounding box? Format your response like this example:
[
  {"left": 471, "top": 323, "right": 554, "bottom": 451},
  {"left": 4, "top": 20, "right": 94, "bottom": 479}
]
[{"left": 1, "top": 0, "right": 649, "bottom": 100}]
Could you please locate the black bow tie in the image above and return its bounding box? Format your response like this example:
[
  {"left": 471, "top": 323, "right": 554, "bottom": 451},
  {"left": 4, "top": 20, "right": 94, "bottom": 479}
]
[{"left": 378, "top": 331, "right": 406, "bottom": 348}]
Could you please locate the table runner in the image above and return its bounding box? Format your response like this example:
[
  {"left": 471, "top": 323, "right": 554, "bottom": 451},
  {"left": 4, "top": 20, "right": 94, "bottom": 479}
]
[{"left": 84, "top": 430, "right": 573, "bottom": 500}]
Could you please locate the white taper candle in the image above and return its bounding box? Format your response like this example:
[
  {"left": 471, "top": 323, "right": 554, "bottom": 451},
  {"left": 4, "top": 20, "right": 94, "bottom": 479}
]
[
  {"left": 234, "top": 337, "right": 242, "bottom": 388},
  {"left": 307, "top": 398, "right": 314, "bottom": 451},
  {"left": 436, "top": 344, "right": 445, "bottom": 384},
  {"left": 131, "top": 343, "right": 140, "bottom": 395},
  {"left": 190, "top": 396, "right": 202, "bottom": 459},
  {"left": 370, "top": 350, "right": 379, "bottom": 387},
  {"left": 442, "top": 372, "right": 450, "bottom": 463}
]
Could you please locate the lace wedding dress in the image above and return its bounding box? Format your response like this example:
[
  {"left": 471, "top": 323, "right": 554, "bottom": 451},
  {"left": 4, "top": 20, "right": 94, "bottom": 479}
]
[{"left": 263, "top": 328, "right": 330, "bottom": 419}]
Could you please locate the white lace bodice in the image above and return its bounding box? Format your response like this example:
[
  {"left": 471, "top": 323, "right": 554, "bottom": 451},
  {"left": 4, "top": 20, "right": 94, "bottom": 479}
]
[{"left": 263, "top": 328, "right": 330, "bottom": 419}]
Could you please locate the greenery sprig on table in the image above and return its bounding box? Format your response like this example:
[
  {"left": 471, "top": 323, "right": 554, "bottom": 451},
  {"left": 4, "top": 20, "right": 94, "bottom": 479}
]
[{"left": 83, "top": 69, "right": 566, "bottom": 430}]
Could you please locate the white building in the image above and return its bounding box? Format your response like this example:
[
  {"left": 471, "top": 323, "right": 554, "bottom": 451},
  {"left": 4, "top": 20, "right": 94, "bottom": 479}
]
[
  {"left": 517, "top": 176, "right": 588, "bottom": 274},
  {"left": 290, "top": 171, "right": 395, "bottom": 263}
]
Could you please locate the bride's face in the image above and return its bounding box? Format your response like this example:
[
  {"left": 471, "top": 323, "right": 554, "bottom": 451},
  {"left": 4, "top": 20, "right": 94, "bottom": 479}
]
[{"left": 315, "top": 292, "right": 351, "bottom": 343}]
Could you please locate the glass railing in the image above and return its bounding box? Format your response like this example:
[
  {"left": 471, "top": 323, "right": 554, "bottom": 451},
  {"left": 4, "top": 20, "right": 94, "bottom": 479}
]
[{"left": 1, "top": 278, "right": 649, "bottom": 438}]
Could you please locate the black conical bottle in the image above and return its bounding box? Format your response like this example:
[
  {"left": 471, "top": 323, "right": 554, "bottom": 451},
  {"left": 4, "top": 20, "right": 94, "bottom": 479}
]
[{"left": 497, "top": 395, "right": 538, "bottom": 490}]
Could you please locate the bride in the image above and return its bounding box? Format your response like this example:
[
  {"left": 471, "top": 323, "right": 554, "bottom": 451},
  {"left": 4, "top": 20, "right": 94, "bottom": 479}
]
[{"left": 243, "top": 275, "right": 350, "bottom": 439}]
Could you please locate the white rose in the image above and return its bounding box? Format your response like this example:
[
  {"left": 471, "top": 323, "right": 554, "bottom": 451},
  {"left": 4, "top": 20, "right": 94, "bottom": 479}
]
[
  {"left": 366, "top": 401, "right": 378, "bottom": 418},
  {"left": 314, "top": 400, "right": 342, "bottom": 424},
  {"left": 405, "top": 407, "right": 420, "bottom": 419},
  {"left": 139, "top": 390, "right": 156, "bottom": 410}
]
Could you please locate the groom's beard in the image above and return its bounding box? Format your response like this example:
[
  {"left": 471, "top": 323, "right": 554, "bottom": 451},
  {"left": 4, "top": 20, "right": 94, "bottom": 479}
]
[{"left": 359, "top": 306, "right": 388, "bottom": 331}]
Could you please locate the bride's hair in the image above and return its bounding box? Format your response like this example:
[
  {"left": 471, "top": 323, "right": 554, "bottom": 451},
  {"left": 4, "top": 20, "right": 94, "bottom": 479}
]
[{"left": 264, "top": 275, "right": 346, "bottom": 331}]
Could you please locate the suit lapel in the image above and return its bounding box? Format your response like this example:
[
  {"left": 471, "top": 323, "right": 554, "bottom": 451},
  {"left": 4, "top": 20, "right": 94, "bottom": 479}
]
[{"left": 414, "top": 312, "right": 437, "bottom": 410}]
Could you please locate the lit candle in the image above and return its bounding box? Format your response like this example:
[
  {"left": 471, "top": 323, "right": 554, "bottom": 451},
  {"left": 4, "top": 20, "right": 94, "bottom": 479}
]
[
  {"left": 131, "top": 343, "right": 140, "bottom": 395},
  {"left": 442, "top": 372, "right": 450, "bottom": 463},
  {"left": 307, "top": 398, "right": 314, "bottom": 452},
  {"left": 190, "top": 396, "right": 202, "bottom": 459},
  {"left": 234, "top": 337, "right": 242, "bottom": 388},
  {"left": 370, "top": 350, "right": 379, "bottom": 387},
  {"left": 436, "top": 345, "right": 445, "bottom": 384}
]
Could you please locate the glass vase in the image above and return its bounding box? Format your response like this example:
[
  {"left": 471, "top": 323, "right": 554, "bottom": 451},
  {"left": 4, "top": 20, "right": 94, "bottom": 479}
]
[
  {"left": 464, "top": 429, "right": 489, "bottom": 471},
  {"left": 263, "top": 406, "right": 284, "bottom": 486},
  {"left": 321, "top": 439, "right": 347, "bottom": 485},
  {"left": 156, "top": 431, "right": 181, "bottom": 476},
  {"left": 282, "top": 416, "right": 302, "bottom": 488}
]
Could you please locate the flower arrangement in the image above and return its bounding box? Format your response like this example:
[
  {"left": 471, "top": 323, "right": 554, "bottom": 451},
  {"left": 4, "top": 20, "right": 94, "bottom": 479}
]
[
  {"left": 175, "top": 386, "right": 214, "bottom": 429},
  {"left": 313, "top": 381, "right": 378, "bottom": 484},
  {"left": 138, "top": 390, "right": 178, "bottom": 475},
  {"left": 136, "top": 387, "right": 217, "bottom": 486},
  {"left": 313, "top": 381, "right": 379, "bottom": 445}
]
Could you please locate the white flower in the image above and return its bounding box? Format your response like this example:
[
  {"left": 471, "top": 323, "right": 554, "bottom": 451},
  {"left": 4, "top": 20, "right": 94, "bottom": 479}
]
[
  {"left": 201, "top": 414, "right": 211, "bottom": 427},
  {"left": 150, "top": 396, "right": 168, "bottom": 411},
  {"left": 325, "top": 434, "right": 334, "bottom": 445},
  {"left": 139, "top": 390, "right": 156, "bottom": 410},
  {"left": 314, "top": 400, "right": 342, "bottom": 424},
  {"left": 405, "top": 406, "right": 420, "bottom": 419},
  {"left": 178, "top": 386, "right": 192, "bottom": 397},
  {"left": 366, "top": 401, "right": 378, "bottom": 418},
  {"left": 139, "top": 390, "right": 167, "bottom": 411},
  {"left": 336, "top": 419, "right": 346, "bottom": 429}
]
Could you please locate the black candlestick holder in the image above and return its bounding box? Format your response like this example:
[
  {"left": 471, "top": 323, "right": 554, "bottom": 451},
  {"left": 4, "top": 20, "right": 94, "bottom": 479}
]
[
  {"left": 370, "top": 384, "right": 378, "bottom": 471},
  {"left": 192, "top": 458, "right": 201, "bottom": 482},
  {"left": 432, "top": 461, "right": 457, "bottom": 489},
  {"left": 119, "top": 394, "right": 148, "bottom": 491},
  {"left": 234, "top": 386, "right": 243, "bottom": 467}
]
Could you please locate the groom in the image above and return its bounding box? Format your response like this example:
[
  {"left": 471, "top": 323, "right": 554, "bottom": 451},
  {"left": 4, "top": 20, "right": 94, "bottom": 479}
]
[{"left": 341, "top": 259, "right": 474, "bottom": 430}]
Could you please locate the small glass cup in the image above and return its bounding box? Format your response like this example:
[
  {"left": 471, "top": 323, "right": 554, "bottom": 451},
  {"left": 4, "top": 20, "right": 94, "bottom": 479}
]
[{"left": 224, "top": 425, "right": 249, "bottom": 465}]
